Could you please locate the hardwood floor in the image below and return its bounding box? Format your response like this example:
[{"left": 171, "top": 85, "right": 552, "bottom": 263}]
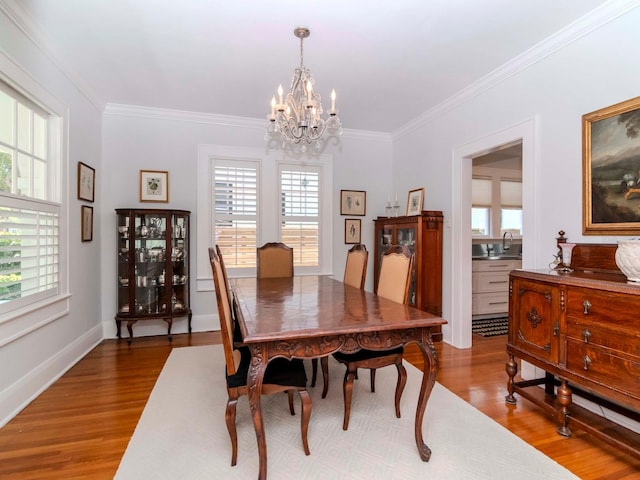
[{"left": 0, "top": 332, "right": 638, "bottom": 479}]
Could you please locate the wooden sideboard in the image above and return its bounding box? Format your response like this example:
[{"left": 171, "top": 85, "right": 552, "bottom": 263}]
[{"left": 506, "top": 242, "right": 640, "bottom": 458}]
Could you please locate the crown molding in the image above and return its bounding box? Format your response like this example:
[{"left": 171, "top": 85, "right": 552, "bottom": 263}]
[
  {"left": 0, "top": 0, "right": 104, "bottom": 112},
  {"left": 392, "top": 0, "right": 640, "bottom": 141},
  {"left": 104, "top": 103, "right": 391, "bottom": 142}
]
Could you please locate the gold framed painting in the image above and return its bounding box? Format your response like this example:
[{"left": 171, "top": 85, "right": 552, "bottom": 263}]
[{"left": 583, "top": 96, "right": 640, "bottom": 235}]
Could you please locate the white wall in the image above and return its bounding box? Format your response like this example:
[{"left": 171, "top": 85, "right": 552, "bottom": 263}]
[
  {"left": 392, "top": 5, "right": 640, "bottom": 347},
  {"left": 0, "top": 6, "right": 104, "bottom": 425},
  {"left": 100, "top": 109, "right": 392, "bottom": 336}
]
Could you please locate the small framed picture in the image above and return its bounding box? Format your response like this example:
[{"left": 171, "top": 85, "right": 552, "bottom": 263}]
[
  {"left": 140, "top": 170, "right": 169, "bottom": 203},
  {"left": 345, "top": 219, "right": 361, "bottom": 244},
  {"left": 406, "top": 188, "right": 424, "bottom": 216},
  {"left": 77, "top": 162, "right": 95, "bottom": 202},
  {"left": 81, "top": 205, "right": 93, "bottom": 242},
  {"left": 340, "top": 190, "right": 366, "bottom": 216}
]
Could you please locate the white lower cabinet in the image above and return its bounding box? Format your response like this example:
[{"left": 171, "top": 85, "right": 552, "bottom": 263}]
[{"left": 472, "top": 260, "right": 521, "bottom": 316}]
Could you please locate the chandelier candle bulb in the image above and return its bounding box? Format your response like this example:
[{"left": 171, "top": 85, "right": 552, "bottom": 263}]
[{"left": 331, "top": 89, "right": 336, "bottom": 113}]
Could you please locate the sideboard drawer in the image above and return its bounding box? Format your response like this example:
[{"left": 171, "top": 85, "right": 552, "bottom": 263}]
[
  {"left": 566, "top": 320, "right": 640, "bottom": 359},
  {"left": 566, "top": 339, "right": 640, "bottom": 400},
  {"left": 565, "top": 287, "right": 640, "bottom": 330}
]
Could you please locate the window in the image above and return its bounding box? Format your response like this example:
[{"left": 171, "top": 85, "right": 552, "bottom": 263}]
[
  {"left": 0, "top": 80, "right": 60, "bottom": 314},
  {"left": 280, "top": 166, "right": 319, "bottom": 267},
  {"left": 500, "top": 179, "right": 522, "bottom": 236},
  {"left": 199, "top": 145, "right": 333, "bottom": 285},
  {"left": 471, "top": 177, "right": 491, "bottom": 237},
  {"left": 214, "top": 161, "right": 258, "bottom": 268}
]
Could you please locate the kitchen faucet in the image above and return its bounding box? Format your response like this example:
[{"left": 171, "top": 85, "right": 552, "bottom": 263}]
[{"left": 502, "top": 231, "right": 513, "bottom": 251}]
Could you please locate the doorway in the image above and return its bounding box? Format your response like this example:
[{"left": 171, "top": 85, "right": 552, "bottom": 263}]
[
  {"left": 449, "top": 118, "right": 537, "bottom": 349},
  {"left": 471, "top": 142, "right": 522, "bottom": 336}
]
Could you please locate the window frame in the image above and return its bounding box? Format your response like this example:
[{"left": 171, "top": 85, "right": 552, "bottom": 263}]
[
  {"left": 0, "top": 49, "right": 68, "bottom": 332},
  {"left": 196, "top": 145, "right": 333, "bottom": 291}
]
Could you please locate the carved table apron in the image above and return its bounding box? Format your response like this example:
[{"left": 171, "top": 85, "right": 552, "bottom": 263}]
[{"left": 232, "top": 275, "right": 447, "bottom": 480}]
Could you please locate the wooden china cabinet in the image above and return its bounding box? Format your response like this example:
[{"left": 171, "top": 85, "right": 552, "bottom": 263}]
[
  {"left": 374, "top": 210, "right": 443, "bottom": 340},
  {"left": 506, "top": 237, "right": 640, "bottom": 458},
  {"left": 115, "top": 208, "right": 192, "bottom": 343}
]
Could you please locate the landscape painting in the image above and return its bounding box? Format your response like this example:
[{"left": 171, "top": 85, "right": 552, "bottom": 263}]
[{"left": 583, "top": 96, "right": 640, "bottom": 235}]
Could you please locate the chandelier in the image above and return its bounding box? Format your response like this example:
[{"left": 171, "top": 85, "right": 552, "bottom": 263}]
[{"left": 266, "top": 27, "right": 342, "bottom": 152}]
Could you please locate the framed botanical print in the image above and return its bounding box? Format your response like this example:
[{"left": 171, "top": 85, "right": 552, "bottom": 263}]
[
  {"left": 140, "top": 170, "right": 169, "bottom": 203},
  {"left": 406, "top": 188, "right": 424, "bottom": 216},
  {"left": 340, "top": 190, "right": 366, "bottom": 216},
  {"left": 81, "top": 205, "right": 93, "bottom": 241},
  {"left": 345, "top": 219, "right": 361, "bottom": 244},
  {"left": 77, "top": 162, "right": 95, "bottom": 202}
]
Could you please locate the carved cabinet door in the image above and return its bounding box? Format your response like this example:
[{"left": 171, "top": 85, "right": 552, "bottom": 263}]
[{"left": 510, "top": 277, "right": 560, "bottom": 365}]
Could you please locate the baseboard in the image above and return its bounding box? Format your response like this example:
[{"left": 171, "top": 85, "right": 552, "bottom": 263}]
[{"left": 0, "top": 324, "right": 103, "bottom": 427}]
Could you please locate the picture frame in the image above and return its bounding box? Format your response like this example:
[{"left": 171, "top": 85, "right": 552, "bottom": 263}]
[
  {"left": 140, "top": 170, "right": 169, "bottom": 203},
  {"left": 345, "top": 219, "right": 361, "bottom": 244},
  {"left": 77, "top": 162, "right": 95, "bottom": 202},
  {"left": 583, "top": 96, "right": 640, "bottom": 235},
  {"left": 406, "top": 188, "right": 424, "bottom": 216},
  {"left": 81, "top": 205, "right": 93, "bottom": 242},
  {"left": 340, "top": 190, "right": 366, "bottom": 216}
]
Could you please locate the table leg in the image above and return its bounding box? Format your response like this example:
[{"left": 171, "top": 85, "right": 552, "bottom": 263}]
[
  {"left": 414, "top": 331, "right": 439, "bottom": 462},
  {"left": 247, "top": 344, "right": 269, "bottom": 480}
]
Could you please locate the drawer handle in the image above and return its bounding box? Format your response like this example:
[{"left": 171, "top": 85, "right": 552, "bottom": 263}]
[
  {"left": 488, "top": 301, "right": 508, "bottom": 305},
  {"left": 488, "top": 281, "right": 508, "bottom": 284},
  {"left": 582, "top": 299, "right": 592, "bottom": 315},
  {"left": 583, "top": 355, "right": 591, "bottom": 371},
  {"left": 582, "top": 328, "right": 591, "bottom": 344}
]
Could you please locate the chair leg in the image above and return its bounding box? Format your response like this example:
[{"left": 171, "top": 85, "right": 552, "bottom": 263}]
[
  {"left": 225, "top": 397, "right": 239, "bottom": 466},
  {"left": 342, "top": 366, "right": 357, "bottom": 430},
  {"left": 321, "top": 356, "right": 329, "bottom": 398},
  {"left": 299, "top": 389, "right": 312, "bottom": 456},
  {"left": 394, "top": 361, "right": 408, "bottom": 419},
  {"left": 288, "top": 390, "right": 295, "bottom": 415},
  {"left": 370, "top": 368, "right": 377, "bottom": 393},
  {"left": 311, "top": 359, "right": 318, "bottom": 387}
]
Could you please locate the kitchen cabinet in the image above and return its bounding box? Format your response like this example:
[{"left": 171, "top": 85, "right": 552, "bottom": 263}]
[{"left": 472, "top": 259, "right": 521, "bottom": 317}]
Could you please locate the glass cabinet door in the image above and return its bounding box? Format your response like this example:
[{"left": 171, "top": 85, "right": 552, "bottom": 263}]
[
  {"left": 133, "top": 212, "right": 168, "bottom": 315},
  {"left": 117, "top": 214, "right": 131, "bottom": 314},
  {"left": 397, "top": 226, "right": 418, "bottom": 306},
  {"left": 170, "top": 213, "right": 189, "bottom": 314}
]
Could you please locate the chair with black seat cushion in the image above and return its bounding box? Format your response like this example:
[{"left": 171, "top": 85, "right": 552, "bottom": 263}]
[
  {"left": 209, "top": 247, "right": 311, "bottom": 466},
  {"left": 257, "top": 242, "right": 294, "bottom": 279},
  {"left": 332, "top": 244, "right": 413, "bottom": 430}
]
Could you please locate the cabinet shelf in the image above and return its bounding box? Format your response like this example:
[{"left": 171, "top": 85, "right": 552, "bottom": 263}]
[{"left": 115, "top": 208, "right": 192, "bottom": 343}]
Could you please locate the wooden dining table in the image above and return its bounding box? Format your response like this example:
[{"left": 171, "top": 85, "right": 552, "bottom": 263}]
[{"left": 232, "top": 275, "right": 447, "bottom": 480}]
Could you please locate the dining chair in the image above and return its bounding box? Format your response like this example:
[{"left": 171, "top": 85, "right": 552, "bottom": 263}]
[
  {"left": 343, "top": 244, "right": 368, "bottom": 289},
  {"left": 333, "top": 244, "right": 413, "bottom": 430},
  {"left": 317, "top": 244, "right": 369, "bottom": 398},
  {"left": 257, "top": 242, "right": 294, "bottom": 278},
  {"left": 209, "top": 247, "right": 312, "bottom": 466}
]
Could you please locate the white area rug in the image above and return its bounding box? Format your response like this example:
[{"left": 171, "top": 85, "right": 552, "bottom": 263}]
[{"left": 115, "top": 345, "right": 579, "bottom": 480}]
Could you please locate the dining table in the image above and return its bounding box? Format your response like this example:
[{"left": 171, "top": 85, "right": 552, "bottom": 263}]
[{"left": 231, "top": 274, "right": 447, "bottom": 480}]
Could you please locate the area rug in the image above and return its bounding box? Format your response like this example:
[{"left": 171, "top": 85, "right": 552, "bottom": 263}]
[
  {"left": 115, "top": 345, "right": 578, "bottom": 480},
  {"left": 472, "top": 317, "right": 509, "bottom": 336}
]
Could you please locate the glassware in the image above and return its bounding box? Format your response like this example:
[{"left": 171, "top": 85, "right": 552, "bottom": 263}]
[{"left": 558, "top": 243, "right": 576, "bottom": 272}]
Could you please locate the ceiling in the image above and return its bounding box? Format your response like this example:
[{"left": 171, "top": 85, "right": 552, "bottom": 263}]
[{"left": 12, "top": 0, "right": 610, "bottom": 133}]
